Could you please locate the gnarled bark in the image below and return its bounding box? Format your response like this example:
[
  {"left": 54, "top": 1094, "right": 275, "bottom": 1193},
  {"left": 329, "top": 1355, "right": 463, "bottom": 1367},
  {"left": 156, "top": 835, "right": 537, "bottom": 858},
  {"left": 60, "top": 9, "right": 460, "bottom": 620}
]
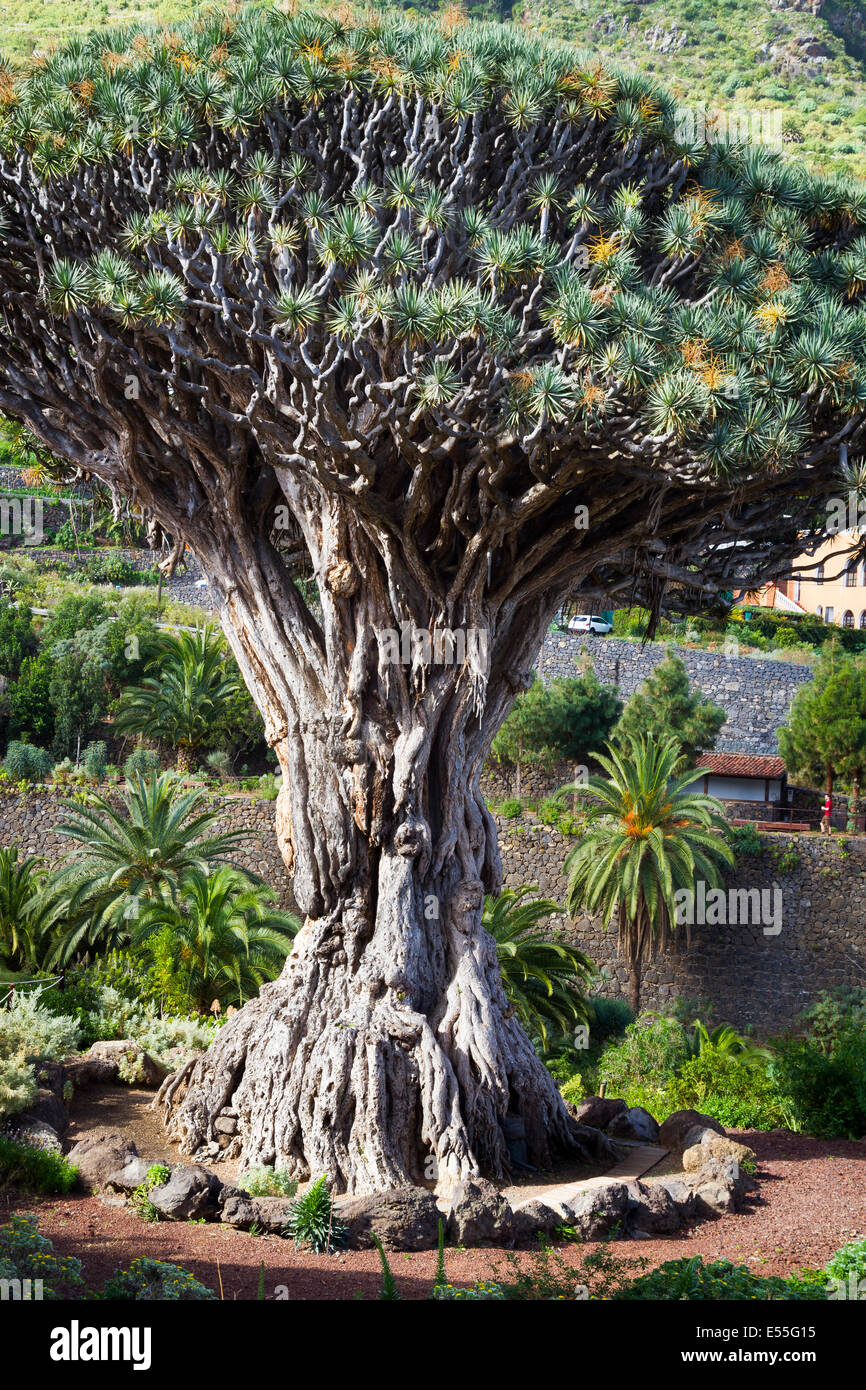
[{"left": 157, "top": 508, "right": 614, "bottom": 1192}]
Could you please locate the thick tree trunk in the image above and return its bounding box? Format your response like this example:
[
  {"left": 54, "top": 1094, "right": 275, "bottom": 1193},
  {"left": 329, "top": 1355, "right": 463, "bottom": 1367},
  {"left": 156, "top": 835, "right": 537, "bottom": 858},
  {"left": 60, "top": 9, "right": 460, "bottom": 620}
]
[{"left": 157, "top": 516, "right": 614, "bottom": 1193}]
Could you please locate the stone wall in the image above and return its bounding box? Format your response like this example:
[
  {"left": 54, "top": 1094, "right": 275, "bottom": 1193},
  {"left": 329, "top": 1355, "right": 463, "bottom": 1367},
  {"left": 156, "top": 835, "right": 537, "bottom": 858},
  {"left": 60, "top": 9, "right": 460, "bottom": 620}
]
[
  {"left": 498, "top": 813, "right": 866, "bottom": 1033},
  {"left": 3, "top": 786, "right": 865, "bottom": 1034},
  {"left": 538, "top": 632, "right": 814, "bottom": 755},
  {"left": 0, "top": 788, "right": 294, "bottom": 909}
]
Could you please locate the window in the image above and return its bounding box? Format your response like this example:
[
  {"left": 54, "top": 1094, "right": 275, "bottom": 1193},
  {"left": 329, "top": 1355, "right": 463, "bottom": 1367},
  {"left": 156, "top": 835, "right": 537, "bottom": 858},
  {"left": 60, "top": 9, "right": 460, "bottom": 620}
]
[
  {"left": 846, "top": 563, "right": 858, "bottom": 587},
  {"left": 817, "top": 605, "right": 823, "bottom": 618},
  {"left": 792, "top": 579, "right": 801, "bottom": 602},
  {"left": 816, "top": 563, "right": 825, "bottom": 583},
  {"left": 825, "top": 606, "right": 835, "bottom": 623},
  {"left": 859, "top": 612, "right": 866, "bottom": 629},
  {"left": 843, "top": 610, "right": 855, "bottom": 628}
]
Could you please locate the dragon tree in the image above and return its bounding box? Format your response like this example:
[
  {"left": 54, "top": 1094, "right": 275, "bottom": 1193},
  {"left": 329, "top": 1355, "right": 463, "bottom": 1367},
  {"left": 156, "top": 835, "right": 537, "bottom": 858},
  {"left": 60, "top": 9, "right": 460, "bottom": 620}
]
[{"left": 1, "top": 6, "right": 865, "bottom": 1193}]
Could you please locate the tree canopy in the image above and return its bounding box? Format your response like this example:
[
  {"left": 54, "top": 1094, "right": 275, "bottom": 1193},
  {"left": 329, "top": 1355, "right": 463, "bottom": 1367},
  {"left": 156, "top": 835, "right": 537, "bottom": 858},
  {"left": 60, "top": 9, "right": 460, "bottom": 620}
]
[
  {"left": 491, "top": 667, "right": 621, "bottom": 788},
  {"left": 0, "top": 4, "right": 864, "bottom": 634}
]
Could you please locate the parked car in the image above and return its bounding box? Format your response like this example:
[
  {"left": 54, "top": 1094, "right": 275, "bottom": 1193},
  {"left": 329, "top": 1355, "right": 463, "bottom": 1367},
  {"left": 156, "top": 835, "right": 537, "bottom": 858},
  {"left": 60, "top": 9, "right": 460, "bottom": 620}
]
[{"left": 568, "top": 614, "right": 613, "bottom": 635}]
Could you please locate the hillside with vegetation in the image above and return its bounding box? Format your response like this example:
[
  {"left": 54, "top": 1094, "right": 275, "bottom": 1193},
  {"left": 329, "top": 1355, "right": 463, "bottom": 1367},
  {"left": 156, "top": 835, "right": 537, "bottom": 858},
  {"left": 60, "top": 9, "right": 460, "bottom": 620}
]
[
  {"left": 1, "top": 0, "right": 866, "bottom": 181},
  {"left": 524, "top": 0, "right": 866, "bottom": 179}
]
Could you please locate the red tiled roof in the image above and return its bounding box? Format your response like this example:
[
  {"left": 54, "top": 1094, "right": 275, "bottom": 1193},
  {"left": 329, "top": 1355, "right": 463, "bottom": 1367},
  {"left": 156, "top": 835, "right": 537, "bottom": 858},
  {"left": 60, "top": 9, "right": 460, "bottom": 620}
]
[{"left": 695, "top": 753, "right": 786, "bottom": 778}]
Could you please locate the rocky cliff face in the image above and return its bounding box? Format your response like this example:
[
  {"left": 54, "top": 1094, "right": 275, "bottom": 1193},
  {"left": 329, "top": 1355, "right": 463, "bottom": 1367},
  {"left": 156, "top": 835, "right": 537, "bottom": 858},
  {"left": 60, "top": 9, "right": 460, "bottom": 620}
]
[{"left": 821, "top": 0, "right": 866, "bottom": 62}]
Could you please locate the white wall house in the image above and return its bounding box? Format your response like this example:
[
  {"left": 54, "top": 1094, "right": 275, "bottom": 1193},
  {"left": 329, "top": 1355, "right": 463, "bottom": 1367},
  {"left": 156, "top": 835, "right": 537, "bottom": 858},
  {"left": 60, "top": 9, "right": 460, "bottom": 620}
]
[{"left": 683, "top": 754, "right": 788, "bottom": 806}]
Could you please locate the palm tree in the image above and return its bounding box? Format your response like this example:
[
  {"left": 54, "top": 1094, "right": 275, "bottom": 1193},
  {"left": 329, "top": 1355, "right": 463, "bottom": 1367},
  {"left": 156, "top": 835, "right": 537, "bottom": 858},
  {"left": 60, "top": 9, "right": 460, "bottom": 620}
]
[
  {"left": 483, "top": 886, "right": 594, "bottom": 1049},
  {"left": 37, "top": 772, "right": 250, "bottom": 966},
  {"left": 564, "top": 733, "right": 733, "bottom": 1016},
  {"left": 0, "top": 846, "right": 48, "bottom": 971},
  {"left": 131, "top": 866, "right": 299, "bottom": 1010},
  {"left": 116, "top": 626, "right": 239, "bottom": 772}
]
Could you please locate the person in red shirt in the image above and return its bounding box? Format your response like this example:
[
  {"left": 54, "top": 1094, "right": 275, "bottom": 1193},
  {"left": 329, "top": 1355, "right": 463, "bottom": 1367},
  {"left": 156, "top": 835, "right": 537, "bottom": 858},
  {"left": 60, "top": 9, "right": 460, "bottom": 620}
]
[{"left": 821, "top": 792, "right": 832, "bottom": 834}]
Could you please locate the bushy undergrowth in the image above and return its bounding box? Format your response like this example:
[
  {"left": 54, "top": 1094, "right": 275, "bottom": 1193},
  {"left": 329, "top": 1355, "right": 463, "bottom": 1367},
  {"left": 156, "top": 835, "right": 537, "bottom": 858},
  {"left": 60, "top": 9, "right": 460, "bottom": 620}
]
[
  {"left": 555, "top": 989, "right": 866, "bottom": 1141},
  {"left": 0, "top": 1130, "right": 79, "bottom": 1193},
  {"left": 0, "top": 989, "right": 81, "bottom": 1059},
  {"left": 613, "top": 1258, "right": 828, "bottom": 1301},
  {"left": 101, "top": 1256, "right": 215, "bottom": 1301},
  {"left": 665, "top": 1051, "right": 789, "bottom": 1130},
  {"left": 770, "top": 1030, "right": 866, "bottom": 1139},
  {"left": 30, "top": 964, "right": 216, "bottom": 1059},
  {"left": 241, "top": 1167, "right": 298, "bottom": 1198},
  {"left": 0, "top": 1035, "right": 36, "bottom": 1118},
  {"left": 0, "top": 1213, "right": 83, "bottom": 1298},
  {"left": 824, "top": 1238, "right": 866, "bottom": 1289},
  {"left": 2, "top": 740, "right": 54, "bottom": 782}
]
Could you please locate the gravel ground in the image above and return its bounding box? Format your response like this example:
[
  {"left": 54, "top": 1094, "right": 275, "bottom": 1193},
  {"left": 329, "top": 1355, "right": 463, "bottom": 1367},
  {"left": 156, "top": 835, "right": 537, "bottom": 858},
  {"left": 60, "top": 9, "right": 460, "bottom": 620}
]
[{"left": 4, "top": 1129, "right": 864, "bottom": 1301}]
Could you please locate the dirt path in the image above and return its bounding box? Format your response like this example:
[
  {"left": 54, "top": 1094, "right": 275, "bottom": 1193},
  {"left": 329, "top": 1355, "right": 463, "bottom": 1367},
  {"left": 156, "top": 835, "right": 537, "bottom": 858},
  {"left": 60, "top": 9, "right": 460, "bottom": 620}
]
[
  {"left": 4, "top": 1129, "right": 864, "bottom": 1300},
  {"left": 66, "top": 1085, "right": 245, "bottom": 1183}
]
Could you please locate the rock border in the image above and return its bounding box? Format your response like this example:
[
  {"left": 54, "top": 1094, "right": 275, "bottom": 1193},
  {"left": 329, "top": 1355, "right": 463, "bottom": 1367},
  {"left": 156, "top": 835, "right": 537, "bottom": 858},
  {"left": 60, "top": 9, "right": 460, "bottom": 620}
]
[{"left": 59, "top": 1098, "right": 758, "bottom": 1252}]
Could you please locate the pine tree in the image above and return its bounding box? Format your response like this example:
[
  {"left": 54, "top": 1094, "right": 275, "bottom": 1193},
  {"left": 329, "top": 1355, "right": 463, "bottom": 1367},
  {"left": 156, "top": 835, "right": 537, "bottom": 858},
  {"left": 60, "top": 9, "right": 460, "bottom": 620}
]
[
  {"left": 491, "top": 670, "right": 621, "bottom": 791},
  {"left": 614, "top": 652, "right": 726, "bottom": 765},
  {"left": 778, "top": 647, "right": 866, "bottom": 815}
]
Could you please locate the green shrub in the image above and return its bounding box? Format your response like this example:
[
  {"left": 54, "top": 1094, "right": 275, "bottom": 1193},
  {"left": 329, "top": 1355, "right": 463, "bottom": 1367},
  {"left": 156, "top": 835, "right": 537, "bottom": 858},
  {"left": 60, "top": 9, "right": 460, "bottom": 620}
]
[
  {"left": 101, "top": 1256, "right": 215, "bottom": 1300},
  {"left": 614, "top": 1257, "right": 827, "bottom": 1301},
  {"left": 0, "top": 1132, "right": 79, "bottom": 1193},
  {"left": 2, "top": 740, "right": 53, "bottom": 782},
  {"left": 79, "top": 554, "right": 158, "bottom": 587},
  {"left": 0, "top": 1036, "right": 36, "bottom": 1118},
  {"left": 257, "top": 772, "right": 279, "bottom": 801},
  {"left": 801, "top": 988, "right": 866, "bottom": 1048},
  {"left": 204, "top": 749, "right": 232, "bottom": 778},
  {"left": 770, "top": 1030, "right": 866, "bottom": 1139},
  {"left": 122, "top": 747, "right": 162, "bottom": 780},
  {"left": 285, "top": 1175, "right": 346, "bottom": 1253},
  {"left": 434, "top": 1279, "right": 507, "bottom": 1300},
  {"left": 53, "top": 519, "right": 79, "bottom": 549},
  {"left": 129, "top": 1163, "right": 170, "bottom": 1222},
  {"left": 664, "top": 1049, "right": 789, "bottom": 1130},
  {"left": 498, "top": 798, "right": 523, "bottom": 818},
  {"left": 595, "top": 1014, "right": 690, "bottom": 1111},
  {"left": 241, "top": 1167, "right": 298, "bottom": 1198},
  {"left": 560, "top": 1073, "right": 584, "bottom": 1108},
  {"left": 0, "top": 1213, "right": 83, "bottom": 1297},
  {"left": 612, "top": 607, "right": 650, "bottom": 638},
  {"left": 0, "top": 989, "right": 81, "bottom": 1059},
  {"left": 82, "top": 739, "right": 107, "bottom": 783},
  {"left": 85, "top": 985, "right": 215, "bottom": 1058},
  {"left": 589, "top": 996, "right": 633, "bottom": 1043},
  {"left": 824, "top": 1238, "right": 866, "bottom": 1288},
  {"left": 728, "top": 822, "right": 762, "bottom": 856}
]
